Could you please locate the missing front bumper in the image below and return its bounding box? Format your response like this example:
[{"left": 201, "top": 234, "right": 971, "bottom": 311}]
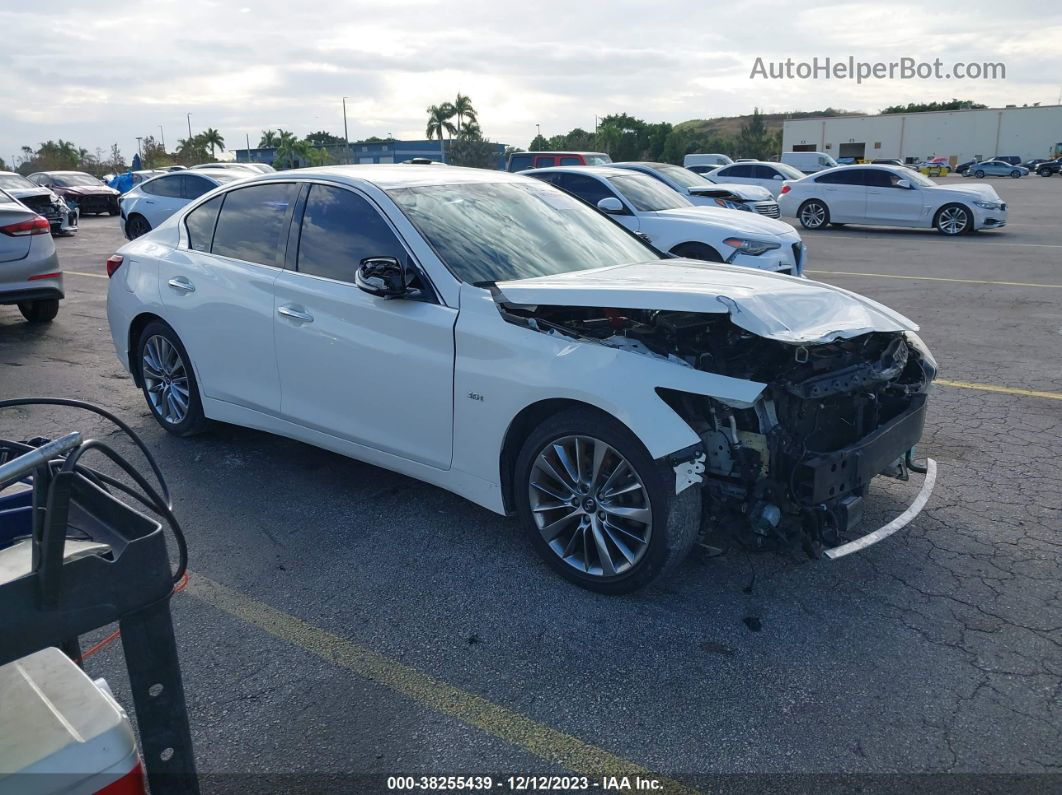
[{"left": 823, "top": 458, "right": 937, "bottom": 559}]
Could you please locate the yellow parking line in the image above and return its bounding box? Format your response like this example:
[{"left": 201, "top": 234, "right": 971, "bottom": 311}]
[
  {"left": 186, "top": 574, "right": 700, "bottom": 793},
  {"left": 806, "top": 270, "right": 1062, "bottom": 289},
  {"left": 937, "top": 380, "right": 1062, "bottom": 401},
  {"left": 65, "top": 270, "right": 108, "bottom": 280}
]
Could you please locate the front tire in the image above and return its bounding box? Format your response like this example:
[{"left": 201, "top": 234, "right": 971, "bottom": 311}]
[
  {"left": 515, "top": 407, "right": 700, "bottom": 594},
  {"left": 136, "top": 321, "right": 208, "bottom": 436},
  {"left": 797, "top": 199, "right": 829, "bottom": 230},
  {"left": 935, "top": 204, "right": 973, "bottom": 235},
  {"left": 1038, "top": 169, "right": 1052, "bottom": 177},
  {"left": 974, "top": 169, "right": 985, "bottom": 179},
  {"left": 18, "top": 299, "right": 59, "bottom": 323}
]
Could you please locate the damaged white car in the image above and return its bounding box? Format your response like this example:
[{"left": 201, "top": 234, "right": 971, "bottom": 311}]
[{"left": 105, "top": 166, "right": 937, "bottom": 593}]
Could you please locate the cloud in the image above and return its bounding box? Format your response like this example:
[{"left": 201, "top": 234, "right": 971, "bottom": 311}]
[{"left": 0, "top": 0, "right": 1059, "bottom": 161}]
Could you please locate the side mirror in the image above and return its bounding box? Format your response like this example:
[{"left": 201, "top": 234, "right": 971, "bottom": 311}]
[
  {"left": 596, "top": 196, "right": 625, "bottom": 214},
  {"left": 896, "top": 179, "right": 912, "bottom": 189},
  {"left": 356, "top": 256, "right": 410, "bottom": 298},
  {"left": 772, "top": 174, "right": 783, "bottom": 180}
]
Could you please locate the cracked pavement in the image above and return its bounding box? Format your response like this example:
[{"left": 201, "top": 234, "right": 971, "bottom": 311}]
[{"left": 1, "top": 174, "right": 1059, "bottom": 789}]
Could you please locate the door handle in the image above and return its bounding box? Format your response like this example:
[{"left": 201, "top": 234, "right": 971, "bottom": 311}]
[
  {"left": 277, "top": 305, "right": 313, "bottom": 323},
  {"left": 144, "top": 199, "right": 155, "bottom": 204},
  {"left": 167, "top": 277, "right": 195, "bottom": 293}
]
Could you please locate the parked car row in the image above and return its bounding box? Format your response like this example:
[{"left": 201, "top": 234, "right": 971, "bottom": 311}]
[
  {"left": 0, "top": 172, "right": 78, "bottom": 235},
  {"left": 24, "top": 171, "right": 120, "bottom": 216},
  {"left": 104, "top": 164, "right": 938, "bottom": 592}
]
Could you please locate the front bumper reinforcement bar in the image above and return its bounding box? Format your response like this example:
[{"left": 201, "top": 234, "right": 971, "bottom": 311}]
[{"left": 823, "top": 458, "right": 938, "bottom": 560}]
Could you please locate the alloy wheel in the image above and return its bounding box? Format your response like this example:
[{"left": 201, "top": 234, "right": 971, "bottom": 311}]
[
  {"left": 937, "top": 206, "right": 969, "bottom": 235},
  {"left": 800, "top": 202, "right": 826, "bottom": 228},
  {"left": 142, "top": 335, "right": 190, "bottom": 425},
  {"left": 528, "top": 435, "right": 653, "bottom": 577}
]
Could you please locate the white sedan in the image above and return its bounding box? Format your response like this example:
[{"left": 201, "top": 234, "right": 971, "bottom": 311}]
[
  {"left": 612, "top": 161, "right": 781, "bottom": 217},
  {"left": 703, "top": 161, "right": 806, "bottom": 198},
  {"left": 119, "top": 169, "right": 247, "bottom": 239},
  {"left": 778, "top": 165, "right": 1007, "bottom": 235},
  {"left": 526, "top": 166, "right": 805, "bottom": 275},
  {"left": 105, "top": 165, "right": 937, "bottom": 592}
]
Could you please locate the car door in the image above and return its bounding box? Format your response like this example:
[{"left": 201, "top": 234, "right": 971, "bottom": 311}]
[
  {"left": 813, "top": 169, "right": 867, "bottom": 222},
  {"left": 157, "top": 182, "right": 296, "bottom": 413},
  {"left": 753, "top": 165, "right": 789, "bottom": 197},
  {"left": 548, "top": 172, "right": 640, "bottom": 233},
  {"left": 138, "top": 174, "right": 187, "bottom": 227},
  {"left": 712, "top": 164, "right": 755, "bottom": 187},
  {"left": 273, "top": 182, "right": 457, "bottom": 469},
  {"left": 863, "top": 169, "right": 926, "bottom": 226}
]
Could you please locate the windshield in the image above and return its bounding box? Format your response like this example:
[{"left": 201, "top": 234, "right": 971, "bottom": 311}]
[
  {"left": 585, "top": 155, "right": 612, "bottom": 165},
  {"left": 607, "top": 174, "right": 690, "bottom": 212},
  {"left": 388, "top": 181, "right": 658, "bottom": 284},
  {"left": 0, "top": 174, "right": 37, "bottom": 190},
  {"left": 774, "top": 163, "right": 806, "bottom": 180},
  {"left": 654, "top": 164, "right": 712, "bottom": 189},
  {"left": 51, "top": 173, "right": 104, "bottom": 187},
  {"left": 899, "top": 168, "right": 936, "bottom": 187}
]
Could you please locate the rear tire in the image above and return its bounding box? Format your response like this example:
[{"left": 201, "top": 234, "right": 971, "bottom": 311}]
[
  {"left": 797, "top": 199, "right": 829, "bottom": 229},
  {"left": 1010, "top": 170, "right": 1021, "bottom": 178},
  {"left": 670, "top": 242, "right": 723, "bottom": 262},
  {"left": 17, "top": 299, "right": 59, "bottom": 323},
  {"left": 136, "top": 321, "right": 209, "bottom": 436},
  {"left": 974, "top": 169, "right": 985, "bottom": 179},
  {"left": 1038, "top": 169, "right": 1052, "bottom": 177},
  {"left": 514, "top": 407, "right": 699, "bottom": 594},
  {"left": 126, "top": 214, "right": 152, "bottom": 239}
]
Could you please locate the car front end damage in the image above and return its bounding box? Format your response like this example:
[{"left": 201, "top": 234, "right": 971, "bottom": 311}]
[{"left": 495, "top": 286, "right": 938, "bottom": 560}]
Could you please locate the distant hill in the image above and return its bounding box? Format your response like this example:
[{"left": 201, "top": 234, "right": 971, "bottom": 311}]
[{"left": 674, "top": 108, "right": 857, "bottom": 138}]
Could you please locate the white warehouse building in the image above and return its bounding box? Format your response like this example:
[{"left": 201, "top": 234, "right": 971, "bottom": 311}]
[{"left": 781, "top": 105, "right": 1062, "bottom": 165}]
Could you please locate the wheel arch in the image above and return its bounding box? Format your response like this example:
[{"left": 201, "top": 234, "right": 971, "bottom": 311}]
[{"left": 127, "top": 312, "right": 169, "bottom": 386}]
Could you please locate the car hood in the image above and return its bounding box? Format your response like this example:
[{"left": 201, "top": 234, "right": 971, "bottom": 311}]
[
  {"left": 648, "top": 206, "right": 796, "bottom": 237},
  {"left": 7, "top": 187, "right": 55, "bottom": 201},
  {"left": 924, "top": 183, "right": 1002, "bottom": 201},
  {"left": 688, "top": 183, "right": 774, "bottom": 202},
  {"left": 494, "top": 259, "right": 917, "bottom": 344}
]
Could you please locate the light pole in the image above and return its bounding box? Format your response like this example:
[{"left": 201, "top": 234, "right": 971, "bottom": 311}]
[
  {"left": 342, "top": 97, "right": 351, "bottom": 164},
  {"left": 536, "top": 123, "right": 541, "bottom": 139},
  {"left": 186, "top": 113, "right": 192, "bottom": 140},
  {"left": 159, "top": 125, "right": 166, "bottom": 151},
  {"left": 136, "top": 136, "right": 143, "bottom": 163}
]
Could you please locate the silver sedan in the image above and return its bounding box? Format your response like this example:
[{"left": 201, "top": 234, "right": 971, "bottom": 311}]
[
  {"left": 0, "top": 188, "right": 63, "bottom": 323},
  {"left": 964, "top": 160, "right": 1029, "bottom": 178}
]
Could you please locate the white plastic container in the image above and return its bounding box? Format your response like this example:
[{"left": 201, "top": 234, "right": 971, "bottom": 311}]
[{"left": 0, "top": 647, "right": 144, "bottom": 795}]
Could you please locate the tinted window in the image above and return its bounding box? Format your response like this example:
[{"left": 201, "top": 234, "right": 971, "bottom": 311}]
[
  {"left": 508, "top": 154, "right": 533, "bottom": 171},
  {"left": 181, "top": 175, "right": 215, "bottom": 200},
  {"left": 533, "top": 156, "right": 556, "bottom": 168},
  {"left": 752, "top": 165, "right": 779, "bottom": 179},
  {"left": 211, "top": 183, "right": 297, "bottom": 265},
  {"left": 607, "top": 174, "right": 690, "bottom": 212},
  {"left": 863, "top": 169, "right": 896, "bottom": 188},
  {"left": 548, "top": 173, "right": 617, "bottom": 207},
  {"left": 185, "top": 195, "right": 222, "bottom": 252},
  {"left": 558, "top": 157, "right": 581, "bottom": 165},
  {"left": 296, "top": 185, "right": 406, "bottom": 283},
  {"left": 815, "top": 169, "right": 862, "bottom": 185},
  {"left": 142, "top": 175, "right": 182, "bottom": 198},
  {"left": 721, "top": 164, "right": 753, "bottom": 178}
]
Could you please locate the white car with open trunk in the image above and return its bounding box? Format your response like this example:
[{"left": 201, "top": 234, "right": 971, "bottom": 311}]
[{"left": 105, "top": 165, "right": 938, "bottom": 592}]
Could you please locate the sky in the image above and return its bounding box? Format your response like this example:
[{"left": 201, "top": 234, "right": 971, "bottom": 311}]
[{"left": 2, "top": 0, "right": 1061, "bottom": 164}]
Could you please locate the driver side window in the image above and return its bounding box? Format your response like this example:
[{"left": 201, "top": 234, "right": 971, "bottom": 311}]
[{"left": 296, "top": 184, "right": 408, "bottom": 284}]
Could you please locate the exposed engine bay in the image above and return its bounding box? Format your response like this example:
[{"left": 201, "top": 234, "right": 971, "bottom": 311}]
[{"left": 500, "top": 303, "right": 937, "bottom": 557}]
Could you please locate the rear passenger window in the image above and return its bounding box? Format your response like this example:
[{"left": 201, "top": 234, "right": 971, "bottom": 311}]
[
  {"left": 296, "top": 185, "right": 406, "bottom": 284},
  {"left": 533, "top": 156, "right": 556, "bottom": 168},
  {"left": 722, "top": 165, "right": 753, "bottom": 178},
  {"left": 508, "top": 154, "right": 533, "bottom": 171},
  {"left": 559, "top": 157, "right": 581, "bottom": 165},
  {"left": 211, "top": 183, "right": 297, "bottom": 266},
  {"left": 142, "top": 176, "right": 180, "bottom": 197},
  {"left": 816, "top": 170, "right": 861, "bottom": 185},
  {"left": 185, "top": 195, "right": 222, "bottom": 252}
]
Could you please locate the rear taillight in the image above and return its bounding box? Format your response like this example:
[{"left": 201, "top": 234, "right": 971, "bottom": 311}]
[
  {"left": 0, "top": 216, "right": 50, "bottom": 236},
  {"left": 106, "top": 254, "right": 124, "bottom": 277},
  {"left": 779, "top": 185, "right": 791, "bottom": 195},
  {"left": 93, "top": 760, "right": 146, "bottom": 794}
]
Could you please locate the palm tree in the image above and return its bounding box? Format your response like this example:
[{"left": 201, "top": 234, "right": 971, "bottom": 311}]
[
  {"left": 201, "top": 128, "right": 225, "bottom": 158},
  {"left": 452, "top": 94, "right": 477, "bottom": 133},
  {"left": 258, "top": 130, "right": 279, "bottom": 148},
  {"left": 426, "top": 104, "right": 456, "bottom": 163}
]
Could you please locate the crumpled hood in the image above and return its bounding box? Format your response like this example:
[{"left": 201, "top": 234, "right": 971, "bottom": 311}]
[
  {"left": 649, "top": 205, "right": 796, "bottom": 237},
  {"left": 494, "top": 259, "right": 918, "bottom": 344},
  {"left": 689, "top": 182, "right": 774, "bottom": 202},
  {"left": 925, "top": 183, "right": 1001, "bottom": 202},
  {"left": 9, "top": 187, "right": 56, "bottom": 202}
]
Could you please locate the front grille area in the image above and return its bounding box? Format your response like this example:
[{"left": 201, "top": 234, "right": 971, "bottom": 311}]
[
  {"left": 75, "top": 195, "right": 115, "bottom": 214},
  {"left": 18, "top": 195, "right": 61, "bottom": 222},
  {"left": 755, "top": 203, "right": 781, "bottom": 218}
]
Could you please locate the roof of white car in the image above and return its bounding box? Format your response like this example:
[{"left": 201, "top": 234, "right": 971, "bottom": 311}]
[
  {"left": 239, "top": 164, "right": 533, "bottom": 189},
  {"left": 525, "top": 166, "right": 636, "bottom": 178}
]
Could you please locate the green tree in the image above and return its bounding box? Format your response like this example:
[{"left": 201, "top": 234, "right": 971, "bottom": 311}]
[
  {"left": 140, "top": 135, "right": 173, "bottom": 169},
  {"left": 736, "top": 107, "right": 775, "bottom": 160},
  {"left": 258, "top": 130, "right": 279, "bottom": 148},
  {"left": 200, "top": 128, "right": 225, "bottom": 158},
  {"left": 528, "top": 134, "right": 550, "bottom": 150},
  {"left": 305, "top": 130, "right": 345, "bottom": 146},
  {"left": 425, "top": 104, "right": 456, "bottom": 142},
  {"left": 175, "top": 136, "right": 209, "bottom": 165},
  {"left": 452, "top": 93, "right": 477, "bottom": 133},
  {"left": 273, "top": 135, "right": 328, "bottom": 169},
  {"left": 447, "top": 127, "right": 497, "bottom": 169},
  {"left": 882, "top": 99, "right": 987, "bottom": 114}
]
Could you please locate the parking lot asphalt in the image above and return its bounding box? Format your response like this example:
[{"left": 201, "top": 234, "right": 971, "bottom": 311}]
[{"left": 2, "top": 173, "right": 1060, "bottom": 792}]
